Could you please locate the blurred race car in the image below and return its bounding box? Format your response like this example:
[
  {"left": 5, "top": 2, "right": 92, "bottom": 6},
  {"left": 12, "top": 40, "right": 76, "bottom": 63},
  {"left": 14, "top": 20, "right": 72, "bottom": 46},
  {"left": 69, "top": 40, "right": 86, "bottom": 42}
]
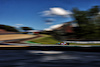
[{"left": 56, "top": 42, "right": 69, "bottom": 45}]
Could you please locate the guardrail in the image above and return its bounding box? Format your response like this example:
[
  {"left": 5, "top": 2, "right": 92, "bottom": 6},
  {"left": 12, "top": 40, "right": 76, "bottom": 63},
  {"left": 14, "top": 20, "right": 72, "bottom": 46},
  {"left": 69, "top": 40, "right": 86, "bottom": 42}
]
[{"left": 64, "top": 41, "right": 100, "bottom": 44}]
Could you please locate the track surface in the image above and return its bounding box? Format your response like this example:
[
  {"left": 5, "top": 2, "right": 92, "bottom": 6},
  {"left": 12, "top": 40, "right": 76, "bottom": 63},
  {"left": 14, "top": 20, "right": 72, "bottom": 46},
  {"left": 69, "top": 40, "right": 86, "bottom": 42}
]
[
  {"left": 0, "top": 34, "right": 34, "bottom": 41},
  {"left": 0, "top": 50, "right": 100, "bottom": 67}
]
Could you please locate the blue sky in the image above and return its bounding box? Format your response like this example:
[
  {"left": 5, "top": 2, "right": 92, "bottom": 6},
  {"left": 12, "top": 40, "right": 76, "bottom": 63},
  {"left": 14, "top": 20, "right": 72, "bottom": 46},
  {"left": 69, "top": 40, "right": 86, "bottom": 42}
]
[{"left": 0, "top": 0, "right": 100, "bottom": 30}]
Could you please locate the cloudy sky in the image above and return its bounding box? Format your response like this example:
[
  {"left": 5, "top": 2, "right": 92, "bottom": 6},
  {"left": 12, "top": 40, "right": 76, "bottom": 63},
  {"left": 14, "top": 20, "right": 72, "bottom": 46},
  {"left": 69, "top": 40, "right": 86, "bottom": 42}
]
[{"left": 0, "top": 0, "right": 100, "bottom": 30}]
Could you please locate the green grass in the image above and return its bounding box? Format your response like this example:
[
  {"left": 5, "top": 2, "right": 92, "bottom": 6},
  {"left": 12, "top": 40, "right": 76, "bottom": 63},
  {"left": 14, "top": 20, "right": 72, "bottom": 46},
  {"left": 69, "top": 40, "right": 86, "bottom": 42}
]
[
  {"left": 30, "top": 34, "right": 60, "bottom": 44},
  {"left": 29, "top": 34, "right": 100, "bottom": 45}
]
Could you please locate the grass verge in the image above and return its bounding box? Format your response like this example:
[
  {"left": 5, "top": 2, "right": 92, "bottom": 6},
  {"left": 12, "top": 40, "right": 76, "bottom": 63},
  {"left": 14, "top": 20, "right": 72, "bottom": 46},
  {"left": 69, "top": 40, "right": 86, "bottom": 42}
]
[
  {"left": 29, "top": 34, "right": 60, "bottom": 44},
  {"left": 29, "top": 34, "right": 100, "bottom": 45}
]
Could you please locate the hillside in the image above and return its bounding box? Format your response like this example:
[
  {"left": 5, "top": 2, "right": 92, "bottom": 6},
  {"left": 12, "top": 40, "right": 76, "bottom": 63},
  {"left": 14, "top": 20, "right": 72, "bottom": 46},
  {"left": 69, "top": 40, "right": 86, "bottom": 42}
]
[{"left": 0, "top": 24, "right": 19, "bottom": 32}]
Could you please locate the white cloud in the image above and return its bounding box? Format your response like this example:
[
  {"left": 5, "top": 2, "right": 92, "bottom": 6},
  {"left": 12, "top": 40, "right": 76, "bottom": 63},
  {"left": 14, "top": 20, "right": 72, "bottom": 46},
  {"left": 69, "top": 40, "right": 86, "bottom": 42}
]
[
  {"left": 15, "top": 24, "right": 23, "bottom": 28},
  {"left": 42, "top": 10, "right": 54, "bottom": 16},
  {"left": 16, "top": 24, "right": 23, "bottom": 26},
  {"left": 47, "top": 18, "right": 56, "bottom": 21},
  {"left": 41, "top": 7, "right": 73, "bottom": 17},
  {"left": 45, "top": 18, "right": 55, "bottom": 22},
  {"left": 44, "top": 28, "right": 52, "bottom": 31},
  {"left": 50, "top": 8, "right": 72, "bottom": 16},
  {"left": 44, "top": 24, "right": 63, "bottom": 31},
  {"left": 50, "top": 24, "right": 63, "bottom": 29},
  {"left": 45, "top": 22, "right": 53, "bottom": 25}
]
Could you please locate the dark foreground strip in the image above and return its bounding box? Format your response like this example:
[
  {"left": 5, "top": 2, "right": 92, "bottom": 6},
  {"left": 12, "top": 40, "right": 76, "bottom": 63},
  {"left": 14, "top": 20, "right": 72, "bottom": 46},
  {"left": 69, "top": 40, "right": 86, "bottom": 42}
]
[
  {"left": 0, "top": 43, "right": 10, "bottom": 45},
  {"left": 0, "top": 46, "right": 100, "bottom": 52}
]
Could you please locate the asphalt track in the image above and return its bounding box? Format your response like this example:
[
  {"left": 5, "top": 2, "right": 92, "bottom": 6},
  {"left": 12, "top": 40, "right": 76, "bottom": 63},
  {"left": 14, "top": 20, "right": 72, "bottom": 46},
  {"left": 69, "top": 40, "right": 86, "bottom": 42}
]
[{"left": 0, "top": 50, "right": 100, "bottom": 67}]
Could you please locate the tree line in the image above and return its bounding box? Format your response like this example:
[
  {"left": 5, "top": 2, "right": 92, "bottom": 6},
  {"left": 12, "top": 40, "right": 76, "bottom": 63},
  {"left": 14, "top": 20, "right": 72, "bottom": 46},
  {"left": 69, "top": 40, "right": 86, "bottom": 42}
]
[
  {"left": 72, "top": 6, "right": 100, "bottom": 40},
  {"left": 0, "top": 24, "right": 19, "bottom": 32},
  {"left": 50, "top": 6, "right": 100, "bottom": 41},
  {"left": 0, "top": 24, "right": 33, "bottom": 32}
]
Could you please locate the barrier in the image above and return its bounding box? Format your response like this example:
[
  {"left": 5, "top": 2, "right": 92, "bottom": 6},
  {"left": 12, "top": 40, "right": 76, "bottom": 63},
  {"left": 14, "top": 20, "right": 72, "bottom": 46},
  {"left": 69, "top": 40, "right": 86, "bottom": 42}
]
[{"left": 64, "top": 41, "right": 100, "bottom": 44}]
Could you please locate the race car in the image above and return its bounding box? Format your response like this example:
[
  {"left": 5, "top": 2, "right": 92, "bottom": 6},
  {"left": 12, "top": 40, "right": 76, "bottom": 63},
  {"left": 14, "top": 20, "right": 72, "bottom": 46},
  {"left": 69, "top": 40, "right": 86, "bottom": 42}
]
[{"left": 56, "top": 42, "right": 69, "bottom": 45}]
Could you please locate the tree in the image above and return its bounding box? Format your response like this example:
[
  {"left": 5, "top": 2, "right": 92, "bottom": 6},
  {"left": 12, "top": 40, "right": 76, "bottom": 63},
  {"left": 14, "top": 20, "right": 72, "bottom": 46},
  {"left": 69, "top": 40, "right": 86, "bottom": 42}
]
[
  {"left": 21, "top": 27, "right": 34, "bottom": 30},
  {"left": 72, "top": 8, "right": 89, "bottom": 25},
  {"left": 88, "top": 6, "right": 100, "bottom": 17},
  {"left": 72, "top": 6, "right": 100, "bottom": 40},
  {"left": 0, "top": 24, "right": 19, "bottom": 32}
]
